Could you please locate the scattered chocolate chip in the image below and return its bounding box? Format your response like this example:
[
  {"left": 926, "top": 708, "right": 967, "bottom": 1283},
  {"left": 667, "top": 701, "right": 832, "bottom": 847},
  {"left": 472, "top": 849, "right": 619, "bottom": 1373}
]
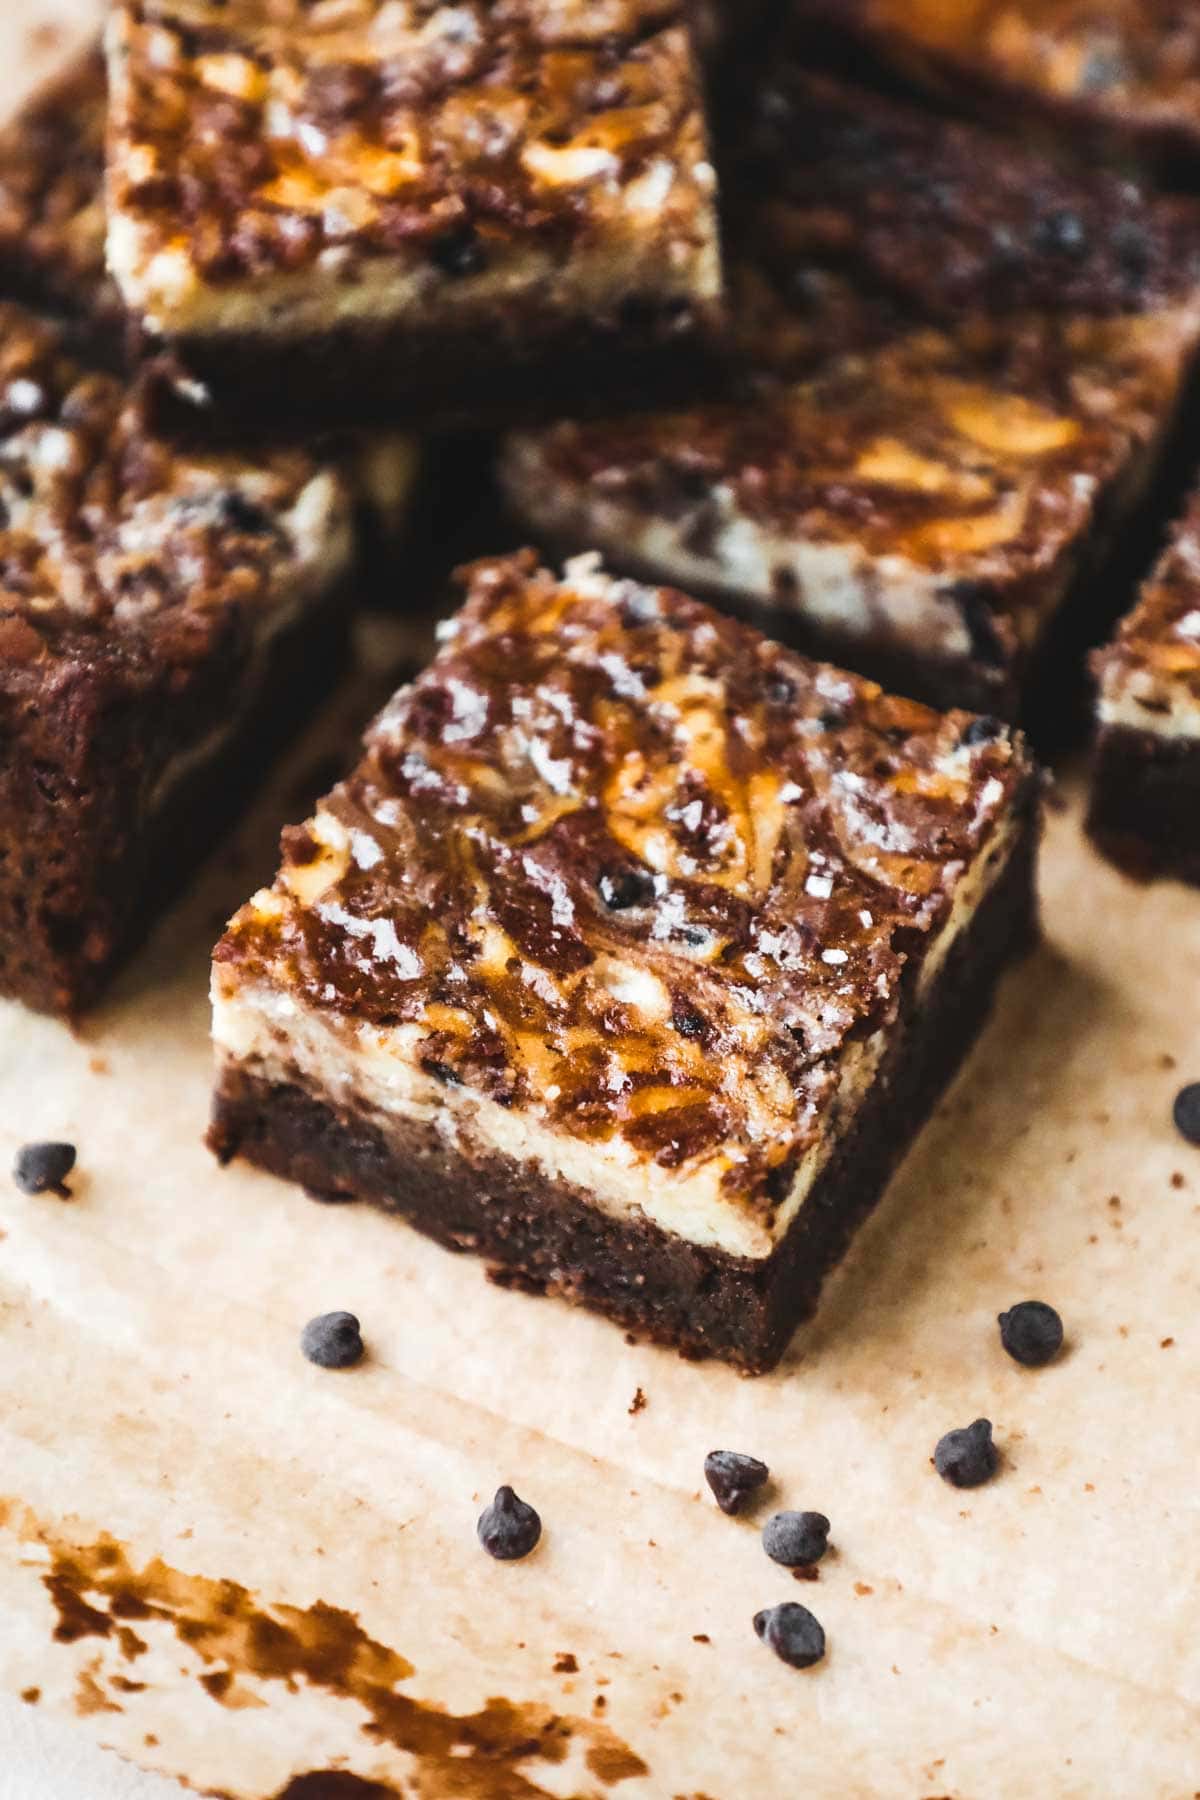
[
  {"left": 477, "top": 1485, "right": 541, "bottom": 1560},
  {"left": 753, "top": 1602, "right": 826, "bottom": 1670},
  {"left": 762, "top": 1511, "right": 830, "bottom": 1567},
  {"left": 430, "top": 224, "right": 487, "bottom": 278},
  {"left": 628, "top": 1385, "right": 647, "bottom": 1415},
  {"left": 13, "top": 1141, "right": 75, "bottom": 1198},
  {"left": 300, "top": 1311, "right": 364, "bottom": 1369},
  {"left": 933, "top": 1418, "right": 998, "bottom": 1488},
  {"left": 597, "top": 867, "right": 655, "bottom": 910},
  {"left": 961, "top": 715, "right": 1003, "bottom": 746},
  {"left": 703, "top": 1450, "right": 769, "bottom": 1516},
  {"left": 998, "top": 1300, "right": 1064, "bottom": 1367},
  {"left": 1172, "top": 1082, "right": 1200, "bottom": 1145}
]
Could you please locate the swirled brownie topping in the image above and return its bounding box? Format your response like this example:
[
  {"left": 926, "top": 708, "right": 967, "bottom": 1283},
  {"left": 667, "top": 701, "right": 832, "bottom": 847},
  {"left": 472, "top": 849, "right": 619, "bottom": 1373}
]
[
  {"left": 504, "top": 308, "right": 1190, "bottom": 659},
  {"left": 0, "top": 302, "right": 349, "bottom": 659},
  {"left": 218, "top": 552, "right": 1028, "bottom": 1213},
  {"left": 106, "top": 0, "right": 719, "bottom": 330},
  {"left": 1095, "top": 487, "right": 1200, "bottom": 711}
]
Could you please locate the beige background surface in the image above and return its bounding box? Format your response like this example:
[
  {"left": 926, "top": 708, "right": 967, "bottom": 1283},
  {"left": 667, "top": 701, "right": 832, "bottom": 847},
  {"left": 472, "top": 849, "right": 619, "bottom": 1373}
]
[{"left": 2, "top": 6, "right": 1200, "bottom": 1797}]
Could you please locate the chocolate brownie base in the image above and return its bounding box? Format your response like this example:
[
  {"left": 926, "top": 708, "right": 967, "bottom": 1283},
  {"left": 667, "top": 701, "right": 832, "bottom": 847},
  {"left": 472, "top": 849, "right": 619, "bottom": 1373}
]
[
  {"left": 0, "top": 587, "right": 348, "bottom": 1018},
  {"left": 208, "top": 779, "right": 1039, "bottom": 1372},
  {"left": 1086, "top": 726, "right": 1200, "bottom": 885},
  {"left": 147, "top": 307, "right": 720, "bottom": 439}
]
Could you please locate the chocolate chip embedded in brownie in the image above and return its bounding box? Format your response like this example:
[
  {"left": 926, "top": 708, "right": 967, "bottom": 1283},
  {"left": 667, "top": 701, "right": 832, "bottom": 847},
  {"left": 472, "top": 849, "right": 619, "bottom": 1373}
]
[
  {"left": 0, "top": 301, "right": 364, "bottom": 1017},
  {"left": 208, "top": 551, "right": 1040, "bottom": 1371},
  {"left": 500, "top": 71, "right": 1200, "bottom": 722},
  {"left": 105, "top": 0, "right": 722, "bottom": 428},
  {"left": 1087, "top": 486, "right": 1200, "bottom": 884}
]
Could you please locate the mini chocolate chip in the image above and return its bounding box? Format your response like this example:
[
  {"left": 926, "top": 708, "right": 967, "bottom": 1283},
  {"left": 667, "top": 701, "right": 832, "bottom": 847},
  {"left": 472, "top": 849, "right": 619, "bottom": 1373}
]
[
  {"left": 762, "top": 1511, "right": 830, "bottom": 1567},
  {"left": 597, "top": 867, "right": 655, "bottom": 910},
  {"left": 753, "top": 1602, "right": 826, "bottom": 1669},
  {"left": 300, "top": 1311, "right": 364, "bottom": 1369},
  {"left": 13, "top": 1141, "right": 75, "bottom": 1198},
  {"left": 953, "top": 586, "right": 1007, "bottom": 667},
  {"left": 1172, "top": 1082, "right": 1200, "bottom": 1144},
  {"left": 767, "top": 674, "right": 797, "bottom": 704},
  {"left": 422, "top": 1059, "right": 461, "bottom": 1086},
  {"left": 998, "top": 1301, "right": 1064, "bottom": 1367},
  {"left": 477, "top": 1485, "right": 541, "bottom": 1560},
  {"left": 961, "top": 715, "right": 1003, "bottom": 746},
  {"left": 816, "top": 709, "right": 846, "bottom": 731},
  {"left": 933, "top": 1418, "right": 997, "bottom": 1488},
  {"left": 704, "top": 1449, "right": 769, "bottom": 1515},
  {"left": 220, "top": 491, "right": 272, "bottom": 534},
  {"left": 672, "top": 1003, "right": 708, "bottom": 1040},
  {"left": 430, "top": 224, "right": 487, "bottom": 278},
  {"left": 675, "top": 925, "right": 708, "bottom": 947},
  {"left": 1033, "top": 207, "right": 1089, "bottom": 259}
]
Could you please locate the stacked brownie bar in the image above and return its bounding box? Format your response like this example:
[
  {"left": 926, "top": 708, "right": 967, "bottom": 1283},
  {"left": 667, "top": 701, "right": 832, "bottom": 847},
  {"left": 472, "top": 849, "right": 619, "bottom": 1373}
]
[
  {"left": 1088, "top": 490, "right": 1200, "bottom": 884},
  {"left": 104, "top": 0, "right": 722, "bottom": 428},
  {"left": 500, "top": 69, "right": 1200, "bottom": 721},
  {"left": 210, "top": 552, "right": 1039, "bottom": 1370},
  {"left": 0, "top": 46, "right": 422, "bottom": 1016}
]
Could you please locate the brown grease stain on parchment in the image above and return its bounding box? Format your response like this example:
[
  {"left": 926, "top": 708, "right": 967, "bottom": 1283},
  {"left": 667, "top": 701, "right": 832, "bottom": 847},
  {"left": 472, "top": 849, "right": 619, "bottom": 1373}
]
[{"left": 6, "top": 1500, "right": 649, "bottom": 1799}]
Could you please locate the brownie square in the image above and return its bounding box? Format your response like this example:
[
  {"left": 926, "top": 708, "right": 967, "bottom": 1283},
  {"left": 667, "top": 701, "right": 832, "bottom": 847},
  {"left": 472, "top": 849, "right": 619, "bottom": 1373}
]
[
  {"left": 209, "top": 551, "right": 1039, "bottom": 1371},
  {"left": 499, "top": 71, "right": 1200, "bottom": 721},
  {"left": 0, "top": 301, "right": 364, "bottom": 1017},
  {"left": 1088, "top": 487, "right": 1200, "bottom": 884},
  {"left": 105, "top": 0, "right": 722, "bottom": 429},
  {"left": 789, "top": 0, "right": 1200, "bottom": 167}
]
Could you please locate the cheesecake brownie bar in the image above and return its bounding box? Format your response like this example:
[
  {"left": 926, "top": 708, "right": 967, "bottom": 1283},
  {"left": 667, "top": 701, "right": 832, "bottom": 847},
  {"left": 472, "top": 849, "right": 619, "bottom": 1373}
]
[
  {"left": 790, "top": 0, "right": 1200, "bottom": 166},
  {"left": 209, "top": 551, "right": 1039, "bottom": 1371},
  {"left": 105, "top": 0, "right": 722, "bottom": 429},
  {"left": 1088, "top": 489, "right": 1200, "bottom": 883},
  {"left": 500, "top": 73, "right": 1200, "bottom": 720},
  {"left": 0, "top": 47, "right": 122, "bottom": 357},
  {"left": 0, "top": 302, "right": 359, "bottom": 1017}
]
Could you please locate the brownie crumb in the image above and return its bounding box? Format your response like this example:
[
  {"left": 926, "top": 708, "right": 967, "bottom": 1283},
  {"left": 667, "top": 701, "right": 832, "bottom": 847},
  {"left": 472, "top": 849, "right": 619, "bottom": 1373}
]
[
  {"left": 934, "top": 1418, "right": 998, "bottom": 1488},
  {"left": 1161, "top": 1336, "right": 1175, "bottom": 1348},
  {"left": 628, "top": 1386, "right": 647, "bottom": 1415},
  {"left": 1171, "top": 1172, "right": 1186, "bottom": 1189},
  {"left": 791, "top": 1564, "right": 819, "bottom": 1582},
  {"left": 998, "top": 1301, "right": 1064, "bottom": 1367},
  {"left": 477, "top": 1485, "right": 542, "bottom": 1561},
  {"left": 553, "top": 1653, "right": 578, "bottom": 1673},
  {"left": 13, "top": 1141, "right": 75, "bottom": 1198},
  {"left": 703, "top": 1450, "right": 769, "bottom": 1516},
  {"left": 692, "top": 1633, "right": 710, "bottom": 1644},
  {"left": 299, "top": 1311, "right": 364, "bottom": 1369},
  {"left": 762, "top": 1510, "right": 831, "bottom": 1568},
  {"left": 753, "top": 1602, "right": 826, "bottom": 1670},
  {"left": 1173, "top": 1083, "right": 1200, "bottom": 1144}
]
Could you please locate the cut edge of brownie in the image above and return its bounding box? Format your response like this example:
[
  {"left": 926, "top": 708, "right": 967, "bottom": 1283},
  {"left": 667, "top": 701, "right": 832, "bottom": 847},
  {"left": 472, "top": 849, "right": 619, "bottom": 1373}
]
[
  {"left": 0, "top": 580, "right": 353, "bottom": 1019},
  {"left": 1086, "top": 726, "right": 1200, "bottom": 886},
  {"left": 144, "top": 306, "right": 726, "bottom": 436},
  {"left": 207, "top": 769, "right": 1040, "bottom": 1372}
]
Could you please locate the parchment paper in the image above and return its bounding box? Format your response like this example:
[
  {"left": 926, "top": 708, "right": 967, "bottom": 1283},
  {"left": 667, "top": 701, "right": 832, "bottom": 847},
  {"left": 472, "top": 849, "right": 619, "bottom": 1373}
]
[{"left": 3, "top": 8, "right": 1200, "bottom": 1796}]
